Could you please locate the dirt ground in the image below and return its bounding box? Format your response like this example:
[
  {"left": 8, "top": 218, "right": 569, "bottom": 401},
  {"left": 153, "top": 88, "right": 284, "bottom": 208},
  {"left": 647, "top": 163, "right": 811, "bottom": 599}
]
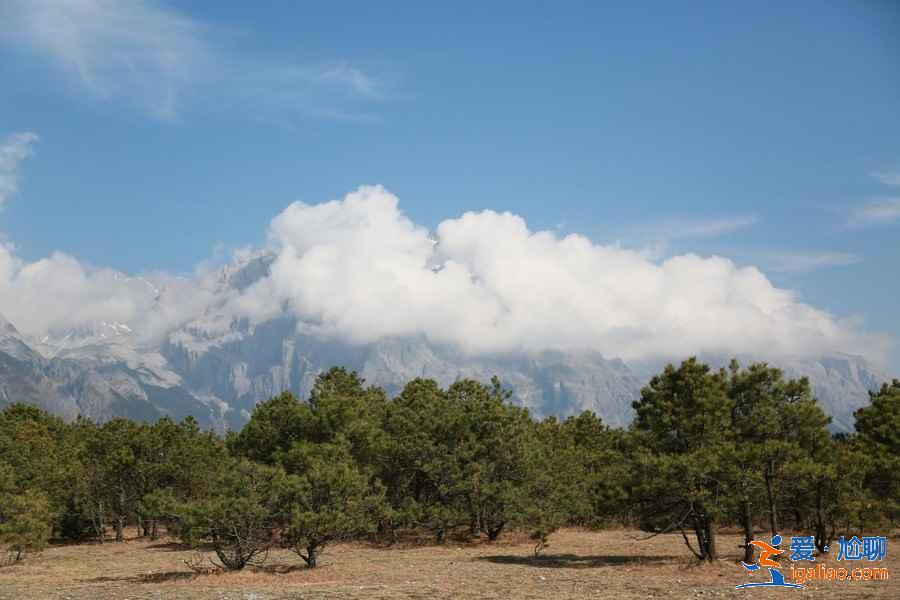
[{"left": 1, "top": 528, "right": 896, "bottom": 599}]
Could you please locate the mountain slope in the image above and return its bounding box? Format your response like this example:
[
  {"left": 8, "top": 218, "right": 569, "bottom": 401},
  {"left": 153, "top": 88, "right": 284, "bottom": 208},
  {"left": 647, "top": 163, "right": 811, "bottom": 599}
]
[
  {"left": 774, "top": 353, "right": 887, "bottom": 431},
  {"left": 162, "top": 321, "right": 643, "bottom": 428},
  {"left": 0, "top": 313, "right": 224, "bottom": 426}
]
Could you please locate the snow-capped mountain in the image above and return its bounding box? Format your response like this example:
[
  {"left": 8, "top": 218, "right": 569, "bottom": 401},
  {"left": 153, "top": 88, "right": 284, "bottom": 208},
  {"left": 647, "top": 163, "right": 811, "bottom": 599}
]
[
  {"left": 36, "top": 320, "right": 135, "bottom": 359},
  {"left": 0, "top": 253, "right": 891, "bottom": 431},
  {"left": 0, "top": 313, "right": 226, "bottom": 426}
]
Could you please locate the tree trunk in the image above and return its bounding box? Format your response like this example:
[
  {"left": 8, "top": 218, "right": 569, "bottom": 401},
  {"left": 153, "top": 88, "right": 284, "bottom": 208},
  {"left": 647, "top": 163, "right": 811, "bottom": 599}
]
[
  {"left": 150, "top": 519, "right": 159, "bottom": 541},
  {"left": 215, "top": 546, "right": 247, "bottom": 570},
  {"left": 814, "top": 521, "right": 829, "bottom": 553},
  {"left": 487, "top": 522, "right": 505, "bottom": 542},
  {"left": 764, "top": 460, "right": 779, "bottom": 536},
  {"left": 692, "top": 513, "right": 715, "bottom": 561},
  {"left": 469, "top": 517, "right": 479, "bottom": 536},
  {"left": 115, "top": 488, "right": 126, "bottom": 542},
  {"left": 305, "top": 545, "right": 318, "bottom": 569},
  {"left": 115, "top": 515, "right": 125, "bottom": 543},
  {"left": 742, "top": 501, "right": 756, "bottom": 564},
  {"left": 706, "top": 519, "right": 717, "bottom": 561},
  {"left": 813, "top": 482, "right": 829, "bottom": 552},
  {"left": 96, "top": 501, "right": 105, "bottom": 543},
  {"left": 692, "top": 517, "right": 707, "bottom": 560}
]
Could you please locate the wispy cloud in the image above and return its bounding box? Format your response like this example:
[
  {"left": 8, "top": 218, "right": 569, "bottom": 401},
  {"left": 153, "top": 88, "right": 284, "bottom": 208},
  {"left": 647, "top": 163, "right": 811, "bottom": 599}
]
[
  {"left": 847, "top": 198, "right": 900, "bottom": 228},
  {"left": 763, "top": 251, "right": 862, "bottom": 273},
  {"left": 0, "top": 0, "right": 208, "bottom": 119},
  {"left": 871, "top": 171, "right": 900, "bottom": 186},
  {"left": 632, "top": 215, "right": 759, "bottom": 242},
  {"left": 315, "top": 62, "right": 385, "bottom": 100},
  {"left": 231, "top": 61, "right": 389, "bottom": 124},
  {"left": 0, "top": 132, "right": 39, "bottom": 209},
  {"left": 0, "top": 0, "right": 390, "bottom": 121}
]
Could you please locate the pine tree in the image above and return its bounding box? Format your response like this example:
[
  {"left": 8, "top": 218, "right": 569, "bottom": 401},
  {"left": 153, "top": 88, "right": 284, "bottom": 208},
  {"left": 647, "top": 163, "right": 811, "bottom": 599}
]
[
  {"left": 631, "top": 358, "right": 734, "bottom": 561},
  {"left": 280, "top": 440, "right": 384, "bottom": 568}
]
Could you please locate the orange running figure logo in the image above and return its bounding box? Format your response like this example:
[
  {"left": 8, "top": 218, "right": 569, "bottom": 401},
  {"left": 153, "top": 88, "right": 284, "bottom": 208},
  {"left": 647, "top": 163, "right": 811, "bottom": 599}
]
[{"left": 736, "top": 534, "right": 803, "bottom": 590}]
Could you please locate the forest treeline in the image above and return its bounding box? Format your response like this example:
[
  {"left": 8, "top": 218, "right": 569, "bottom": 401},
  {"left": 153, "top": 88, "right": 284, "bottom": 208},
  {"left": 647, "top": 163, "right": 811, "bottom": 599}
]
[{"left": 1, "top": 358, "right": 897, "bottom": 569}]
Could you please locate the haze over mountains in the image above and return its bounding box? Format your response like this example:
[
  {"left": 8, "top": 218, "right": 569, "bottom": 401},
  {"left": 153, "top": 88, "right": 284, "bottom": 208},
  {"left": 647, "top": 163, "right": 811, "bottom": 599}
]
[{"left": 0, "top": 248, "right": 889, "bottom": 433}]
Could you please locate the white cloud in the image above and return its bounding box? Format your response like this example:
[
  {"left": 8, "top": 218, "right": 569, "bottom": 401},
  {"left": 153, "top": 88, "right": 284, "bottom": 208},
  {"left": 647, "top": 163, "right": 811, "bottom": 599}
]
[
  {"left": 0, "top": 0, "right": 206, "bottom": 119},
  {"left": 668, "top": 215, "right": 759, "bottom": 238},
  {"left": 0, "top": 242, "right": 217, "bottom": 344},
  {"left": 0, "top": 0, "right": 386, "bottom": 120},
  {"left": 313, "top": 62, "right": 384, "bottom": 100},
  {"left": 871, "top": 171, "right": 900, "bottom": 186},
  {"left": 0, "top": 132, "right": 38, "bottom": 209},
  {"left": 764, "top": 251, "right": 862, "bottom": 273},
  {"left": 228, "top": 186, "right": 883, "bottom": 362},
  {"left": 0, "top": 183, "right": 886, "bottom": 364},
  {"left": 847, "top": 198, "right": 900, "bottom": 228},
  {"left": 629, "top": 215, "right": 758, "bottom": 242}
]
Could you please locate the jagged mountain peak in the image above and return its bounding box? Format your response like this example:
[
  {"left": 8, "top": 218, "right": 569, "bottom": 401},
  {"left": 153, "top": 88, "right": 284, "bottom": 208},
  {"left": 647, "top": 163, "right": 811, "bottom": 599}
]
[
  {"left": 32, "top": 319, "right": 136, "bottom": 361},
  {"left": 0, "top": 312, "right": 19, "bottom": 335},
  {"left": 0, "top": 313, "right": 41, "bottom": 363},
  {"left": 215, "top": 250, "right": 275, "bottom": 292}
]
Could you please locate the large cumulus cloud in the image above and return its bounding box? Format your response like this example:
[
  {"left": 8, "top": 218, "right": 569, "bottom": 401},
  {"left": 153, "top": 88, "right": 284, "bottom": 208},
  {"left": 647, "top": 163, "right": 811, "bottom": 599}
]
[
  {"left": 232, "top": 185, "right": 884, "bottom": 362},
  {"left": 0, "top": 184, "right": 887, "bottom": 363}
]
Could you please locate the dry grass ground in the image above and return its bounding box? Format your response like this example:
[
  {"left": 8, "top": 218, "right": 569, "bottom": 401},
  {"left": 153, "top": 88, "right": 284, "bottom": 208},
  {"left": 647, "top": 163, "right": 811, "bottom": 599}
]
[{"left": 1, "top": 528, "right": 897, "bottom": 599}]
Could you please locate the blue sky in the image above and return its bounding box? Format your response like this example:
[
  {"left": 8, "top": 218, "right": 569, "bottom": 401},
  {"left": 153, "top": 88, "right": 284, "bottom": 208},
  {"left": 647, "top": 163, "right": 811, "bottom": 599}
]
[{"left": 0, "top": 1, "right": 898, "bottom": 371}]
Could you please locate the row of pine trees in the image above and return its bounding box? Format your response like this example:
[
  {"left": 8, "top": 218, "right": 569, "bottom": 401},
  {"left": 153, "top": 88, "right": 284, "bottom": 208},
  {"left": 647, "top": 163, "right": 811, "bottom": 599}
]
[{"left": 1, "top": 359, "right": 897, "bottom": 569}]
